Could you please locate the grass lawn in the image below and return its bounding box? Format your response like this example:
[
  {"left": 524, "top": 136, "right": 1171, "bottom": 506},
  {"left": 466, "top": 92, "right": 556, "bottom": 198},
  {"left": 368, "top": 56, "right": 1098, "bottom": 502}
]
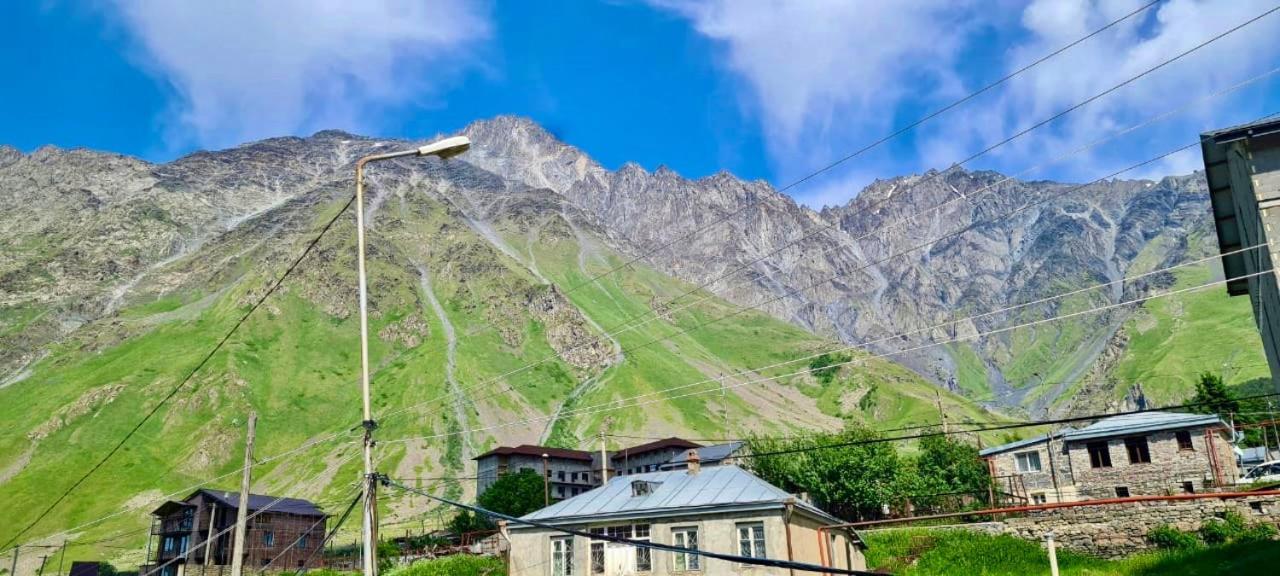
[{"left": 863, "top": 529, "right": 1280, "bottom": 575}]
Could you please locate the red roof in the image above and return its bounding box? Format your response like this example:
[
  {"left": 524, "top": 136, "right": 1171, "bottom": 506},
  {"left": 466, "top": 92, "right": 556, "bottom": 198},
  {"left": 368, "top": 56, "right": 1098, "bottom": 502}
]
[
  {"left": 473, "top": 444, "right": 594, "bottom": 462},
  {"left": 612, "top": 437, "right": 702, "bottom": 459}
]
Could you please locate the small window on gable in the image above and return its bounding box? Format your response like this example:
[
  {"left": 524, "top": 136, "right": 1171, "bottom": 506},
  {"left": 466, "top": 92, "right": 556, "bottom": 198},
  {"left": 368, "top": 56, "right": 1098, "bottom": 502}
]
[
  {"left": 1114, "top": 486, "right": 1130, "bottom": 498},
  {"left": 1176, "top": 431, "right": 1194, "bottom": 451}
]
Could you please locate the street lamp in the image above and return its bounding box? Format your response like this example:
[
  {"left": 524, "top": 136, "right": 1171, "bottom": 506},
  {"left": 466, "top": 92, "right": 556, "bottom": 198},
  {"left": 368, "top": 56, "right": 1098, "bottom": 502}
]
[{"left": 354, "top": 135, "right": 470, "bottom": 576}]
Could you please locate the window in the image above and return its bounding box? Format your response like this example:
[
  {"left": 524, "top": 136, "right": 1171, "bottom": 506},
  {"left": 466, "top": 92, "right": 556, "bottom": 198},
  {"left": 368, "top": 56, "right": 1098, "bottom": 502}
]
[
  {"left": 1030, "top": 493, "right": 1047, "bottom": 505},
  {"left": 552, "top": 537, "right": 574, "bottom": 576},
  {"left": 178, "top": 536, "right": 189, "bottom": 555},
  {"left": 558, "top": 471, "right": 566, "bottom": 481},
  {"left": 1124, "top": 437, "right": 1151, "bottom": 464},
  {"left": 589, "top": 528, "right": 604, "bottom": 575},
  {"left": 1176, "top": 431, "right": 1194, "bottom": 451},
  {"left": 1114, "top": 486, "right": 1130, "bottom": 498},
  {"left": 635, "top": 524, "right": 651, "bottom": 572},
  {"left": 672, "top": 527, "right": 700, "bottom": 572},
  {"left": 297, "top": 535, "right": 309, "bottom": 550},
  {"left": 737, "top": 522, "right": 766, "bottom": 559},
  {"left": 163, "top": 537, "right": 175, "bottom": 553},
  {"left": 1087, "top": 441, "right": 1112, "bottom": 468},
  {"left": 557, "top": 486, "right": 565, "bottom": 497},
  {"left": 631, "top": 480, "right": 661, "bottom": 497},
  {"left": 1181, "top": 481, "right": 1195, "bottom": 494},
  {"left": 1014, "top": 451, "right": 1042, "bottom": 473},
  {"left": 263, "top": 531, "right": 275, "bottom": 548}
]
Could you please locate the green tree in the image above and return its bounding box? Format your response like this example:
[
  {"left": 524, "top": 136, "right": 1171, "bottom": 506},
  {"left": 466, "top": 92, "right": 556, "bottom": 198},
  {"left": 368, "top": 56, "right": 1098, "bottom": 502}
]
[
  {"left": 451, "top": 469, "right": 548, "bottom": 534},
  {"left": 909, "top": 432, "right": 992, "bottom": 509},
  {"left": 808, "top": 353, "right": 852, "bottom": 384},
  {"left": 746, "top": 424, "right": 902, "bottom": 520},
  {"left": 1189, "top": 372, "right": 1239, "bottom": 415}
]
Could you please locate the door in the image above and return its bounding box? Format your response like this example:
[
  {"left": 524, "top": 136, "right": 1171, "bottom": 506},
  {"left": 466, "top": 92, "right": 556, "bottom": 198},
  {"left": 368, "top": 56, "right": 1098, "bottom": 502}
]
[{"left": 605, "top": 542, "right": 635, "bottom": 576}]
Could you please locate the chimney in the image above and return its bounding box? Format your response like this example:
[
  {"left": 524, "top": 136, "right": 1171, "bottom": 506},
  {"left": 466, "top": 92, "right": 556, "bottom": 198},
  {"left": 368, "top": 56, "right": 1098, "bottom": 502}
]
[{"left": 686, "top": 449, "right": 701, "bottom": 474}]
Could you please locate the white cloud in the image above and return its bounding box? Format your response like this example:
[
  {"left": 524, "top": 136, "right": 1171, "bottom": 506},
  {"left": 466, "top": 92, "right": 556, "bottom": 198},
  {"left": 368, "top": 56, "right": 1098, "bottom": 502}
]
[
  {"left": 931, "top": 0, "right": 1280, "bottom": 179},
  {"left": 652, "top": 0, "right": 994, "bottom": 206},
  {"left": 659, "top": 0, "right": 1280, "bottom": 206},
  {"left": 108, "top": 0, "right": 491, "bottom": 150}
]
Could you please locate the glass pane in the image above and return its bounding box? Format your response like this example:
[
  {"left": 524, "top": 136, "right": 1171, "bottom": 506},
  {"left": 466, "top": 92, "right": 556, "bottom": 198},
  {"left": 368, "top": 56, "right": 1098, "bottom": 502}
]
[
  {"left": 634, "top": 524, "right": 650, "bottom": 538},
  {"left": 637, "top": 548, "right": 651, "bottom": 571}
]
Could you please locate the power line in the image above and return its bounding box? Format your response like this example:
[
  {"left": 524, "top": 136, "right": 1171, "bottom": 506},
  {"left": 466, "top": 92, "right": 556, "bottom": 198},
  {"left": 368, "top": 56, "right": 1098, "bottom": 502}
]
[
  {"left": 379, "top": 477, "right": 877, "bottom": 576},
  {"left": 378, "top": 50, "right": 1280, "bottom": 432},
  {"left": 379, "top": 265, "right": 1275, "bottom": 446}
]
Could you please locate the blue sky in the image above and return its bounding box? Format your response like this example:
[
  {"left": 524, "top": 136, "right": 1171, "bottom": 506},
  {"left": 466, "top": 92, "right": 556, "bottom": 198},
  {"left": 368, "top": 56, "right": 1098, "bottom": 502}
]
[{"left": 3, "top": 1, "right": 1279, "bottom": 207}]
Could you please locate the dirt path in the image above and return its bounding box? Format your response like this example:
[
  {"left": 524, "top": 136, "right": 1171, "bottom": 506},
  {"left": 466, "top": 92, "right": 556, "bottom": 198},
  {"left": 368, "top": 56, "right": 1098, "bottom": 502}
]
[{"left": 416, "top": 263, "right": 473, "bottom": 462}]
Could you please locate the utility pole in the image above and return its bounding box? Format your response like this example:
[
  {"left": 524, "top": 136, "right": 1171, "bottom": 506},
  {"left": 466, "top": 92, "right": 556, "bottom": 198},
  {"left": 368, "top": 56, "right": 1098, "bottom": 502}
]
[
  {"left": 230, "top": 412, "right": 257, "bottom": 576},
  {"left": 598, "top": 432, "right": 609, "bottom": 484},
  {"left": 204, "top": 503, "right": 218, "bottom": 567},
  {"left": 35, "top": 556, "right": 47, "bottom": 576},
  {"left": 1046, "top": 532, "right": 1060, "bottom": 576},
  {"left": 9, "top": 546, "right": 18, "bottom": 576},
  {"left": 934, "top": 390, "right": 949, "bottom": 433},
  {"left": 55, "top": 542, "right": 65, "bottom": 576},
  {"left": 541, "top": 454, "right": 550, "bottom": 507}
]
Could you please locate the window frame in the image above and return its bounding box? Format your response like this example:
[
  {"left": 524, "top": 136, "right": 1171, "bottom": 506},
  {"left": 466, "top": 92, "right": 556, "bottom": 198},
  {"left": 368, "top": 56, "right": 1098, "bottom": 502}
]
[
  {"left": 1124, "top": 436, "right": 1151, "bottom": 464},
  {"left": 1014, "top": 450, "right": 1043, "bottom": 473},
  {"left": 671, "top": 526, "right": 701, "bottom": 572},
  {"left": 551, "top": 536, "right": 574, "bottom": 576},
  {"left": 1175, "top": 430, "right": 1195, "bottom": 451},
  {"left": 263, "top": 530, "right": 275, "bottom": 548},
  {"left": 1086, "top": 441, "right": 1112, "bottom": 468},
  {"left": 736, "top": 522, "right": 767, "bottom": 560}
]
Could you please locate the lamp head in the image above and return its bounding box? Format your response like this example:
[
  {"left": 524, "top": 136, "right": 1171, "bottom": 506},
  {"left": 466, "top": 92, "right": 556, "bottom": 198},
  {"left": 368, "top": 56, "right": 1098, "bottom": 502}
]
[{"left": 417, "top": 136, "right": 471, "bottom": 159}]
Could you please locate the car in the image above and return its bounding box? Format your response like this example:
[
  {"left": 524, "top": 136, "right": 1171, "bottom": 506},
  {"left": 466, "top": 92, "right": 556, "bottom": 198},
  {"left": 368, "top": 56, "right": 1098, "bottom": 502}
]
[{"left": 1239, "top": 460, "right": 1280, "bottom": 484}]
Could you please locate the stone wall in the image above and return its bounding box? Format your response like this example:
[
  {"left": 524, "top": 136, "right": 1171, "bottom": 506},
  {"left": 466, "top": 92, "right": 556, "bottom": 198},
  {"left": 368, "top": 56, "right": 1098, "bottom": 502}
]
[{"left": 876, "top": 494, "right": 1280, "bottom": 559}]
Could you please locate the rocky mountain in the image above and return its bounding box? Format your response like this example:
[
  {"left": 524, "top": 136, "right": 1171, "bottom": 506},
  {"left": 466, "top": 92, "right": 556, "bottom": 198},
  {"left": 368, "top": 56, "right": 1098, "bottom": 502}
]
[{"left": 0, "top": 119, "right": 1007, "bottom": 559}]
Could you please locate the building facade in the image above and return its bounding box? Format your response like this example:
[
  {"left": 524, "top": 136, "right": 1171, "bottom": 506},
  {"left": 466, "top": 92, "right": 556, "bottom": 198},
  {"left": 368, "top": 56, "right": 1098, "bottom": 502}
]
[
  {"left": 474, "top": 445, "right": 600, "bottom": 500},
  {"left": 505, "top": 459, "right": 865, "bottom": 576},
  {"left": 981, "top": 412, "right": 1239, "bottom": 504},
  {"left": 143, "top": 489, "right": 327, "bottom": 576},
  {"left": 611, "top": 438, "right": 702, "bottom": 475}
]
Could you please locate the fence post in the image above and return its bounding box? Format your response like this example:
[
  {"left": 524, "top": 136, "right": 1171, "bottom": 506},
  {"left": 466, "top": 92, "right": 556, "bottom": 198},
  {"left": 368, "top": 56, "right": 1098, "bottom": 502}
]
[{"left": 1046, "top": 532, "right": 1059, "bottom": 576}]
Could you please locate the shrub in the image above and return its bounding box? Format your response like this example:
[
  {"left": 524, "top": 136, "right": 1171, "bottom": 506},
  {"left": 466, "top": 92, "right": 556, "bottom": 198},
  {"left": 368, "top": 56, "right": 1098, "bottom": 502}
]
[
  {"left": 1238, "top": 522, "right": 1279, "bottom": 543},
  {"left": 1199, "top": 511, "right": 1247, "bottom": 545},
  {"left": 1148, "top": 524, "right": 1200, "bottom": 550},
  {"left": 386, "top": 555, "right": 506, "bottom": 576}
]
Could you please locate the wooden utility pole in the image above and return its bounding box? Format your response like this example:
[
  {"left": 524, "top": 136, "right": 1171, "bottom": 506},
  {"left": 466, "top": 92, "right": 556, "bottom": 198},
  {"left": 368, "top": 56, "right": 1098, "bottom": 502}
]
[
  {"left": 598, "top": 432, "right": 609, "bottom": 484},
  {"left": 55, "top": 542, "right": 66, "bottom": 576},
  {"left": 934, "top": 390, "right": 949, "bottom": 433},
  {"left": 541, "top": 454, "right": 550, "bottom": 506},
  {"left": 204, "top": 503, "right": 218, "bottom": 567},
  {"left": 230, "top": 412, "right": 257, "bottom": 576},
  {"left": 9, "top": 546, "right": 18, "bottom": 576},
  {"left": 35, "top": 556, "right": 47, "bottom": 576}
]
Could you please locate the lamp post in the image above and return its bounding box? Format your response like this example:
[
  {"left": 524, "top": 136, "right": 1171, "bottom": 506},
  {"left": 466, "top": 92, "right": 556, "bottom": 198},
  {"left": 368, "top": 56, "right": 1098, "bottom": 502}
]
[{"left": 355, "top": 135, "right": 470, "bottom": 576}]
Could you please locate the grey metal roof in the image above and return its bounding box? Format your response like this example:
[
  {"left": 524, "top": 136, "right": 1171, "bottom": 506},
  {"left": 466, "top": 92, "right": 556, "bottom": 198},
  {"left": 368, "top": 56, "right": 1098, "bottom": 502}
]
[
  {"left": 1061, "top": 411, "right": 1226, "bottom": 442},
  {"left": 665, "top": 442, "right": 745, "bottom": 466},
  {"left": 195, "top": 489, "right": 326, "bottom": 516},
  {"left": 519, "top": 465, "right": 839, "bottom": 525},
  {"left": 978, "top": 433, "right": 1056, "bottom": 457}
]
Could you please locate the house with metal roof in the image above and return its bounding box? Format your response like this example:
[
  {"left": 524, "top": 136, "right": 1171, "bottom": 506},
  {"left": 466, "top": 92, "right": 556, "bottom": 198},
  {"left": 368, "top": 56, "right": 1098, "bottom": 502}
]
[
  {"left": 980, "top": 411, "right": 1239, "bottom": 504},
  {"left": 144, "top": 489, "right": 327, "bottom": 576},
  {"left": 505, "top": 455, "right": 865, "bottom": 576},
  {"left": 662, "top": 442, "right": 745, "bottom": 470}
]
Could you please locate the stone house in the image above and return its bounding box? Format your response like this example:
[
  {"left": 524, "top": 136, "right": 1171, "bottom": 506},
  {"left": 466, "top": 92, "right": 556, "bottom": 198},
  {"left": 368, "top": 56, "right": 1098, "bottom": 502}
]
[
  {"left": 143, "top": 489, "right": 327, "bottom": 576},
  {"left": 981, "top": 411, "right": 1238, "bottom": 503},
  {"left": 505, "top": 457, "right": 865, "bottom": 576}
]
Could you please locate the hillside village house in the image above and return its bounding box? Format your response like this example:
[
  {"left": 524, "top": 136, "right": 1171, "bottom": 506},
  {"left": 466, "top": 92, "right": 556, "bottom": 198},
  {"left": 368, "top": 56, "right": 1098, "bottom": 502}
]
[
  {"left": 504, "top": 455, "right": 866, "bottom": 576},
  {"left": 981, "top": 411, "right": 1238, "bottom": 504},
  {"left": 143, "top": 489, "right": 327, "bottom": 576},
  {"left": 474, "top": 438, "right": 745, "bottom": 500}
]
